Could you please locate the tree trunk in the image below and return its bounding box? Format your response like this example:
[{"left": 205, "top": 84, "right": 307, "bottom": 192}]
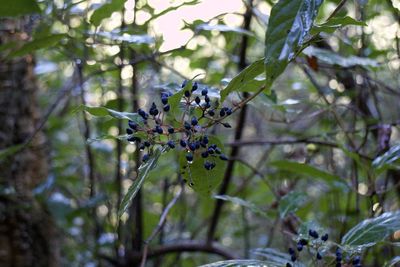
[{"left": 0, "top": 18, "right": 59, "bottom": 267}]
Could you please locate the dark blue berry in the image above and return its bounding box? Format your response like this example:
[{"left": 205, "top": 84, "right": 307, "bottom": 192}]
[
  {"left": 181, "top": 80, "right": 187, "bottom": 88},
  {"left": 192, "top": 81, "right": 198, "bottom": 91},
  {"left": 184, "top": 121, "right": 191, "bottom": 130},
  {"left": 180, "top": 140, "right": 186, "bottom": 148},
  {"left": 286, "top": 263, "right": 292, "bottom": 267},
  {"left": 336, "top": 263, "right": 341, "bottom": 267},
  {"left": 144, "top": 141, "right": 151, "bottom": 147},
  {"left": 299, "top": 239, "right": 308, "bottom": 246},
  {"left": 142, "top": 154, "right": 150, "bottom": 162},
  {"left": 201, "top": 88, "right": 208, "bottom": 96},
  {"left": 309, "top": 229, "right": 319, "bottom": 239},
  {"left": 188, "top": 143, "right": 196, "bottom": 151},
  {"left": 139, "top": 143, "right": 145, "bottom": 150},
  {"left": 215, "top": 147, "right": 222, "bottom": 154},
  {"left": 128, "top": 136, "right": 140, "bottom": 143},
  {"left": 207, "top": 147, "right": 215, "bottom": 154},
  {"left": 186, "top": 153, "right": 193, "bottom": 162},
  {"left": 316, "top": 252, "right": 322, "bottom": 260},
  {"left": 226, "top": 108, "right": 232, "bottom": 115},
  {"left": 138, "top": 109, "right": 148, "bottom": 119},
  {"left": 167, "top": 140, "right": 175, "bottom": 149},
  {"left": 149, "top": 102, "right": 159, "bottom": 116},
  {"left": 203, "top": 136, "right": 209, "bottom": 144},
  {"left": 222, "top": 122, "right": 231, "bottom": 128},
  {"left": 155, "top": 125, "right": 163, "bottom": 134},
  {"left": 184, "top": 90, "right": 191, "bottom": 97},
  {"left": 296, "top": 243, "right": 303, "bottom": 252},
  {"left": 291, "top": 255, "right": 296, "bottom": 262},
  {"left": 321, "top": 233, "right": 328, "bottom": 242},
  {"left": 204, "top": 95, "right": 210, "bottom": 103},
  {"left": 204, "top": 161, "right": 215, "bottom": 170},
  {"left": 161, "top": 96, "right": 168, "bottom": 105},
  {"left": 219, "top": 154, "right": 228, "bottom": 161},
  {"left": 168, "top": 127, "right": 174, "bottom": 134},
  {"left": 220, "top": 109, "right": 226, "bottom": 117},
  {"left": 191, "top": 116, "right": 198, "bottom": 126},
  {"left": 163, "top": 104, "right": 170, "bottom": 112},
  {"left": 128, "top": 120, "right": 138, "bottom": 130},
  {"left": 208, "top": 110, "right": 215, "bottom": 116},
  {"left": 288, "top": 248, "right": 295, "bottom": 255},
  {"left": 195, "top": 96, "right": 201, "bottom": 104},
  {"left": 201, "top": 151, "right": 209, "bottom": 158},
  {"left": 126, "top": 128, "right": 133, "bottom": 135},
  {"left": 353, "top": 256, "right": 361, "bottom": 265}
]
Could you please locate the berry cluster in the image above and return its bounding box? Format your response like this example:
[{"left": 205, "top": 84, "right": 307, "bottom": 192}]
[
  {"left": 286, "top": 228, "right": 363, "bottom": 267},
  {"left": 126, "top": 80, "right": 232, "bottom": 171}
]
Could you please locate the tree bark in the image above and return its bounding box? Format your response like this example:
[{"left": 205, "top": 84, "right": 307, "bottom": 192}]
[{"left": 0, "top": 18, "right": 59, "bottom": 267}]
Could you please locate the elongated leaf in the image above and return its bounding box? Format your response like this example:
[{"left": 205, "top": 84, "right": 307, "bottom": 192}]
[
  {"left": 196, "top": 24, "right": 253, "bottom": 36},
  {"left": 199, "top": 260, "right": 270, "bottom": 267},
  {"left": 8, "top": 34, "right": 66, "bottom": 58},
  {"left": 372, "top": 144, "right": 400, "bottom": 169},
  {"left": 311, "top": 16, "right": 367, "bottom": 34},
  {"left": 265, "top": 0, "right": 323, "bottom": 87},
  {"left": 179, "top": 136, "right": 227, "bottom": 195},
  {"left": 118, "top": 146, "right": 166, "bottom": 217},
  {"left": 384, "top": 256, "right": 400, "bottom": 267},
  {"left": 169, "top": 80, "right": 192, "bottom": 117},
  {"left": 90, "top": 0, "right": 125, "bottom": 27},
  {"left": 278, "top": 191, "right": 307, "bottom": 218},
  {"left": 74, "top": 105, "right": 143, "bottom": 124},
  {"left": 302, "top": 46, "right": 379, "bottom": 68},
  {"left": 341, "top": 211, "right": 400, "bottom": 249},
  {"left": 0, "top": 0, "right": 41, "bottom": 17},
  {"left": 270, "top": 160, "right": 345, "bottom": 185},
  {"left": 144, "top": 0, "right": 199, "bottom": 25},
  {"left": 220, "top": 59, "right": 264, "bottom": 102},
  {"left": 251, "top": 248, "right": 305, "bottom": 267},
  {"left": 214, "top": 195, "right": 267, "bottom": 217}
]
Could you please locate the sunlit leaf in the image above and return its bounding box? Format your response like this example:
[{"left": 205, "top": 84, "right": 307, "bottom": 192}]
[
  {"left": 372, "top": 144, "right": 400, "bottom": 169},
  {"left": 8, "top": 34, "right": 66, "bottom": 58},
  {"left": 74, "top": 105, "right": 143, "bottom": 124},
  {"left": 341, "top": 211, "right": 400, "bottom": 249},
  {"left": 220, "top": 59, "right": 265, "bottom": 102},
  {"left": 214, "top": 195, "right": 267, "bottom": 217},
  {"left": 0, "top": 0, "right": 41, "bottom": 17},
  {"left": 90, "top": 0, "right": 125, "bottom": 27},
  {"left": 265, "top": 0, "right": 323, "bottom": 88},
  {"left": 302, "top": 46, "right": 379, "bottom": 68},
  {"left": 311, "top": 16, "right": 366, "bottom": 35},
  {"left": 251, "top": 248, "right": 306, "bottom": 267},
  {"left": 118, "top": 146, "right": 166, "bottom": 217}
]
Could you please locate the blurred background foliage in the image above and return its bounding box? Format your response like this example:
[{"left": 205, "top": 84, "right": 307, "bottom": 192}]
[{"left": 1, "top": 0, "right": 400, "bottom": 266}]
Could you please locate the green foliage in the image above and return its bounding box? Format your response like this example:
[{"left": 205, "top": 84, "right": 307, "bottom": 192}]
[
  {"left": 0, "top": 0, "right": 40, "bottom": 17},
  {"left": 278, "top": 191, "right": 307, "bottom": 218},
  {"left": 90, "top": 0, "right": 125, "bottom": 27},
  {"left": 341, "top": 211, "right": 400, "bottom": 249},
  {"left": 214, "top": 195, "right": 267, "bottom": 217},
  {"left": 118, "top": 146, "right": 166, "bottom": 217},
  {"left": 311, "top": 16, "right": 367, "bottom": 34},
  {"left": 8, "top": 34, "right": 66, "bottom": 58},
  {"left": 264, "top": 0, "right": 322, "bottom": 88}
]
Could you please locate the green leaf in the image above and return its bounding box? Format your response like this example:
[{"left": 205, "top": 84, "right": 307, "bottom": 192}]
[
  {"left": 251, "top": 248, "right": 306, "bottom": 267},
  {"left": 144, "top": 0, "right": 199, "bottom": 26},
  {"left": 302, "top": 46, "right": 379, "bottom": 68},
  {"left": 8, "top": 34, "right": 66, "bottom": 58},
  {"left": 264, "top": 0, "right": 323, "bottom": 88},
  {"left": 0, "top": 0, "right": 41, "bottom": 17},
  {"left": 341, "top": 211, "right": 400, "bottom": 249},
  {"left": 179, "top": 136, "right": 227, "bottom": 195},
  {"left": 311, "top": 16, "right": 367, "bottom": 35},
  {"left": 384, "top": 256, "right": 400, "bottom": 267},
  {"left": 73, "top": 105, "right": 143, "bottom": 124},
  {"left": 372, "top": 144, "right": 400, "bottom": 169},
  {"left": 278, "top": 191, "right": 307, "bottom": 218},
  {"left": 199, "top": 260, "right": 271, "bottom": 267},
  {"left": 118, "top": 146, "right": 166, "bottom": 217},
  {"left": 169, "top": 80, "right": 192, "bottom": 118},
  {"left": 214, "top": 195, "right": 267, "bottom": 217},
  {"left": 196, "top": 24, "right": 254, "bottom": 36},
  {"left": 0, "top": 144, "right": 25, "bottom": 161},
  {"left": 270, "top": 160, "right": 345, "bottom": 186},
  {"left": 90, "top": 0, "right": 125, "bottom": 27},
  {"left": 220, "top": 59, "right": 265, "bottom": 102}
]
